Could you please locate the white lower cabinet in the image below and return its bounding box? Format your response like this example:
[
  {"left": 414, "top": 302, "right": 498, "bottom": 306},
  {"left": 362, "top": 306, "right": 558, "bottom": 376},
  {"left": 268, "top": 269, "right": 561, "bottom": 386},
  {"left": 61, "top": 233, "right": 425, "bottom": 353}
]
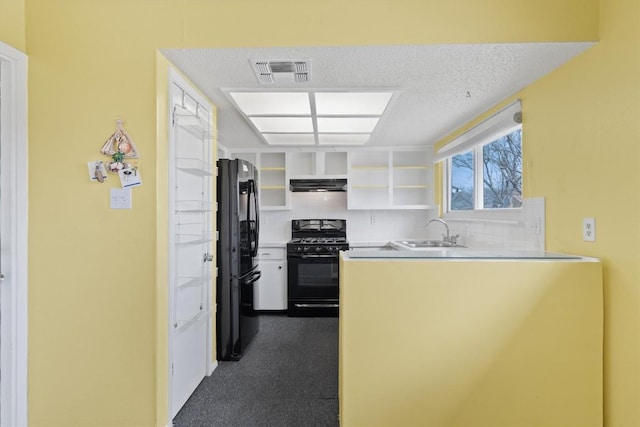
[{"left": 255, "top": 246, "right": 287, "bottom": 311}]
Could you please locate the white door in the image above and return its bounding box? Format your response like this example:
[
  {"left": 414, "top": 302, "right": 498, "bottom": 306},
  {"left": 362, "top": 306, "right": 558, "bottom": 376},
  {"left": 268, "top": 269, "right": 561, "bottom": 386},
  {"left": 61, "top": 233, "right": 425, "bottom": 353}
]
[
  {"left": 168, "top": 71, "right": 214, "bottom": 418},
  {"left": 0, "top": 41, "right": 28, "bottom": 427}
]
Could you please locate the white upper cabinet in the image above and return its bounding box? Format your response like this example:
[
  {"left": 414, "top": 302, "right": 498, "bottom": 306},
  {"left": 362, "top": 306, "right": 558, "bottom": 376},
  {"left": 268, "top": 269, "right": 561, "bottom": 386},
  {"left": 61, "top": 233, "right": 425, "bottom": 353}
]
[
  {"left": 347, "top": 151, "right": 390, "bottom": 209},
  {"left": 232, "top": 148, "right": 433, "bottom": 211},
  {"left": 347, "top": 149, "right": 433, "bottom": 210},
  {"left": 233, "top": 152, "right": 291, "bottom": 210},
  {"left": 288, "top": 151, "right": 348, "bottom": 178},
  {"left": 391, "top": 150, "right": 433, "bottom": 208}
]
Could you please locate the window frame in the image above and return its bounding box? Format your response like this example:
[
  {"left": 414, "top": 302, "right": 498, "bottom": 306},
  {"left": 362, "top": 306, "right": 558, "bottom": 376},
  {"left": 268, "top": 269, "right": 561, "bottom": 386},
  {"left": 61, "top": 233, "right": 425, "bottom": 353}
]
[{"left": 442, "top": 124, "right": 523, "bottom": 221}]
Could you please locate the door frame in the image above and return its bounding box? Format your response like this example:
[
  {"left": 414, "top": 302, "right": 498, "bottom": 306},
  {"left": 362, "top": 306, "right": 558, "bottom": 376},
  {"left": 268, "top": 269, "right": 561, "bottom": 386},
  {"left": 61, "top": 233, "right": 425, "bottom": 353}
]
[
  {"left": 0, "top": 41, "right": 28, "bottom": 427},
  {"left": 166, "top": 68, "right": 216, "bottom": 421}
]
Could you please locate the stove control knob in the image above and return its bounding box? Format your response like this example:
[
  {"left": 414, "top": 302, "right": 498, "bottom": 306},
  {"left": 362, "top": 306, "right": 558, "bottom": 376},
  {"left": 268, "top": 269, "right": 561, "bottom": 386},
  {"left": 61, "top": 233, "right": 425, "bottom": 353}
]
[
  {"left": 303, "top": 247, "right": 310, "bottom": 252},
  {"left": 296, "top": 247, "right": 302, "bottom": 252},
  {"left": 315, "top": 247, "right": 323, "bottom": 252}
]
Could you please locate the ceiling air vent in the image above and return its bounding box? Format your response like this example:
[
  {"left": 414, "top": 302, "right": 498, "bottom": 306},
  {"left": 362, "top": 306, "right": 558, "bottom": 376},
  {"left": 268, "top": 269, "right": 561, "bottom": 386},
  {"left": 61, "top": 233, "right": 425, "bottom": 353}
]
[{"left": 251, "top": 60, "right": 311, "bottom": 84}]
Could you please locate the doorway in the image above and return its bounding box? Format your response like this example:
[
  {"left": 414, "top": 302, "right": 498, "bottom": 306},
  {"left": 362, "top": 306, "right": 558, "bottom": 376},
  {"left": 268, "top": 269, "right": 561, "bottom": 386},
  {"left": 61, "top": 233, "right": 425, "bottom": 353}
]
[
  {"left": 0, "top": 41, "right": 28, "bottom": 427},
  {"left": 167, "top": 69, "right": 215, "bottom": 419}
]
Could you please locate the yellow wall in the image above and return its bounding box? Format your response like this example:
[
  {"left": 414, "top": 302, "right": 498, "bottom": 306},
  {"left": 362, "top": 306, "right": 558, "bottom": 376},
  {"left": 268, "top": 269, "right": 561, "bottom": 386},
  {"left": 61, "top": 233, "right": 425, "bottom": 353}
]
[
  {"left": 435, "top": 0, "right": 640, "bottom": 425},
  {"left": 521, "top": 0, "right": 640, "bottom": 424},
  {"left": 340, "top": 256, "right": 603, "bottom": 426},
  {"left": 22, "top": 0, "right": 603, "bottom": 426},
  {"left": 0, "top": 0, "right": 25, "bottom": 51}
]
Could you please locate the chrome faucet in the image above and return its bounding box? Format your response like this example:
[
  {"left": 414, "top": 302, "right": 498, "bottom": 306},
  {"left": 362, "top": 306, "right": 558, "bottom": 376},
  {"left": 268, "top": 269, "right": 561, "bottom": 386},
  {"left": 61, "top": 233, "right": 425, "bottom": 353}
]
[{"left": 425, "top": 218, "right": 458, "bottom": 245}]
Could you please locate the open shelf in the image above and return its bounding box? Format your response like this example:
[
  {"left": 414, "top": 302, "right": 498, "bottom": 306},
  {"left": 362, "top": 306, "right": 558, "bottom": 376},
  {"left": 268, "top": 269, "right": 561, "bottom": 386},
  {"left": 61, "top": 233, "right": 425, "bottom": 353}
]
[
  {"left": 174, "top": 106, "right": 216, "bottom": 140},
  {"left": 348, "top": 150, "right": 433, "bottom": 209},
  {"left": 176, "top": 157, "right": 213, "bottom": 176}
]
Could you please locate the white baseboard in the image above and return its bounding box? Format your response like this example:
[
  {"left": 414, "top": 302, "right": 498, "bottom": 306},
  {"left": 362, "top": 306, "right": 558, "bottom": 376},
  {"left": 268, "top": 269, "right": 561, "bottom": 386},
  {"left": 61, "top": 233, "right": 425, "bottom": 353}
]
[{"left": 208, "top": 360, "right": 218, "bottom": 376}]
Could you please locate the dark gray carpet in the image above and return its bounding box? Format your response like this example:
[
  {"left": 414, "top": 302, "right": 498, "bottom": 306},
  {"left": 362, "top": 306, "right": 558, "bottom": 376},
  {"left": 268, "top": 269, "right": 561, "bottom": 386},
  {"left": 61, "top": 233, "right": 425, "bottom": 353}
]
[{"left": 173, "top": 314, "right": 339, "bottom": 427}]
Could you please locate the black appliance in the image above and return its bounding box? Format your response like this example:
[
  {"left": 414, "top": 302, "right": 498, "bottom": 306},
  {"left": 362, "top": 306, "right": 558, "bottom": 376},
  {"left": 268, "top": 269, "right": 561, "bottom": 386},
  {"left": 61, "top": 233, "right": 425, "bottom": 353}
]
[
  {"left": 287, "top": 219, "right": 348, "bottom": 317},
  {"left": 216, "top": 159, "right": 261, "bottom": 361}
]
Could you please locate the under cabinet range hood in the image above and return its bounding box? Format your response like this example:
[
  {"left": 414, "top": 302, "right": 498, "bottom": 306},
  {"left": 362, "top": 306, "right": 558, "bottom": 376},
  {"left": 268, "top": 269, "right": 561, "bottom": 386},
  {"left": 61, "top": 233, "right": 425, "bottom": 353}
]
[{"left": 289, "top": 178, "right": 347, "bottom": 192}]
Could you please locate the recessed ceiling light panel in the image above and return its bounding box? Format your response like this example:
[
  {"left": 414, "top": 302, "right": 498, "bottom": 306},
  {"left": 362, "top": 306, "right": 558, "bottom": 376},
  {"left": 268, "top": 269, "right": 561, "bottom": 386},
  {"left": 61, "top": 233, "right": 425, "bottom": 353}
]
[
  {"left": 317, "top": 117, "right": 379, "bottom": 133},
  {"left": 224, "top": 87, "right": 396, "bottom": 146},
  {"left": 263, "top": 134, "right": 316, "bottom": 145},
  {"left": 249, "top": 117, "right": 314, "bottom": 133},
  {"left": 315, "top": 92, "right": 393, "bottom": 115},
  {"left": 230, "top": 92, "right": 311, "bottom": 115}
]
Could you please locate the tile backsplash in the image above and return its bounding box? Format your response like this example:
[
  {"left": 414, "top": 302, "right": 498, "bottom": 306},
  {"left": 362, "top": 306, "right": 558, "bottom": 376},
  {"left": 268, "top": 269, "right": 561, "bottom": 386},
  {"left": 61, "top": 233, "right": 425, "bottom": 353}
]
[
  {"left": 436, "top": 197, "right": 546, "bottom": 251},
  {"left": 259, "top": 192, "right": 545, "bottom": 251},
  {"left": 259, "top": 192, "right": 436, "bottom": 245}
]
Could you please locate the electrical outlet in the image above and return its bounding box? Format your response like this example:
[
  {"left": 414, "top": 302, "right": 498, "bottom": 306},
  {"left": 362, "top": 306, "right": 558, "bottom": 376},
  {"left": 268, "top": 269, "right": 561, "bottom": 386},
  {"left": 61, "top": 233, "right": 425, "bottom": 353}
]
[
  {"left": 370, "top": 215, "right": 376, "bottom": 225},
  {"left": 583, "top": 218, "right": 595, "bottom": 242}
]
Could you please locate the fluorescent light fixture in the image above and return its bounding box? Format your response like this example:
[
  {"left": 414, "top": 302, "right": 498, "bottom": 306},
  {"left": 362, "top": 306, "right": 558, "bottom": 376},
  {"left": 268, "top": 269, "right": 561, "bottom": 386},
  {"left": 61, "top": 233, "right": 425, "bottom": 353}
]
[
  {"left": 229, "top": 92, "right": 311, "bottom": 115},
  {"left": 318, "top": 134, "right": 370, "bottom": 145},
  {"left": 262, "top": 134, "right": 316, "bottom": 145},
  {"left": 315, "top": 92, "right": 393, "bottom": 115},
  {"left": 317, "top": 117, "right": 379, "bottom": 133},
  {"left": 249, "top": 117, "right": 314, "bottom": 133},
  {"left": 224, "top": 89, "right": 395, "bottom": 146}
]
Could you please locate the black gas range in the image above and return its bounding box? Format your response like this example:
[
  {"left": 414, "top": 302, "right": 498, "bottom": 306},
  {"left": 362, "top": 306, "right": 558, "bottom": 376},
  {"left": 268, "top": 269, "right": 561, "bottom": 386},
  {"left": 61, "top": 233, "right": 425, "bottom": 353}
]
[
  {"left": 288, "top": 236, "right": 349, "bottom": 254},
  {"left": 287, "top": 219, "right": 348, "bottom": 317}
]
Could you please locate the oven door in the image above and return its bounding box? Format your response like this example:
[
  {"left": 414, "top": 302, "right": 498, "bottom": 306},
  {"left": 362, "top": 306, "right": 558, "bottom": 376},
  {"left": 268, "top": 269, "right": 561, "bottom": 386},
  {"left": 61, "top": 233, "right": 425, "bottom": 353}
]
[{"left": 287, "top": 253, "right": 339, "bottom": 302}]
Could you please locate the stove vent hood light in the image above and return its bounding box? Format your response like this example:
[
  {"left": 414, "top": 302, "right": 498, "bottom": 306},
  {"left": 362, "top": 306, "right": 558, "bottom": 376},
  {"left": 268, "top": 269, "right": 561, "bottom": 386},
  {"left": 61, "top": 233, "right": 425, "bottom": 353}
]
[{"left": 289, "top": 179, "right": 347, "bottom": 192}]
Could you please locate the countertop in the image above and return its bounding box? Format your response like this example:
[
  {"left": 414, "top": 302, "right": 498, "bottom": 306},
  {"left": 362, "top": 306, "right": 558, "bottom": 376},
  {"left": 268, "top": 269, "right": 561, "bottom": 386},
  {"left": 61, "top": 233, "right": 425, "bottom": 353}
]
[{"left": 343, "top": 248, "right": 595, "bottom": 261}]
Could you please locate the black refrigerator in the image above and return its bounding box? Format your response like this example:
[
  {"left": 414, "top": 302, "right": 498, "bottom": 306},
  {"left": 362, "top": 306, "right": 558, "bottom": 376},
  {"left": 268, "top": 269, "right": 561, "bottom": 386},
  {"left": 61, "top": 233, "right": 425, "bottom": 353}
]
[{"left": 216, "top": 159, "right": 261, "bottom": 361}]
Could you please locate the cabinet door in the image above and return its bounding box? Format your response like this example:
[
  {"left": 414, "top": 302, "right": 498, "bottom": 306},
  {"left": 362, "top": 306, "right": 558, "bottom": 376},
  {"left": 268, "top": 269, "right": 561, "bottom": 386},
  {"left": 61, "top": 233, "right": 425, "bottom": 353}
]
[{"left": 255, "top": 260, "right": 287, "bottom": 310}]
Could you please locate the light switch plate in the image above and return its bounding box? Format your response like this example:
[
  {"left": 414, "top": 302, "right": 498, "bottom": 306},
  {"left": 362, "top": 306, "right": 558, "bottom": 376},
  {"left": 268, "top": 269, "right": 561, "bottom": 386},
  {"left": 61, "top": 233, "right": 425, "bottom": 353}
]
[
  {"left": 583, "top": 217, "right": 595, "bottom": 242},
  {"left": 110, "top": 188, "right": 132, "bottom": 209}
]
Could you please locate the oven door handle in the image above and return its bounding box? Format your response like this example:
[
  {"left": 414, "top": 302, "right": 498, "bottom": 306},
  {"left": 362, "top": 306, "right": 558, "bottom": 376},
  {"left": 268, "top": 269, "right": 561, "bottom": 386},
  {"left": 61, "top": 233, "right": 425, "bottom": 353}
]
[
  {"left": 294, "top": 303, "right": 339, "bottom": 309},
  {"left": 288, "top": 254, "right": 339, "bottom": 259}
]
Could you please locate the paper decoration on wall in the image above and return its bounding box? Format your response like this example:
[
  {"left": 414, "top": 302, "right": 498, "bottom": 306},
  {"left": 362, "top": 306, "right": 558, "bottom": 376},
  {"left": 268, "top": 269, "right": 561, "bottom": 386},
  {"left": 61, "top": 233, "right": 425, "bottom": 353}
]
[
  {"left": 100, "top": 119, "right": 139, "bottom": 159},
  {"left": 118, "top": 165, "right": 143, "bottom": 189},
  {"left": 88, "top": 160, "right": 108, "bottom": 183}
]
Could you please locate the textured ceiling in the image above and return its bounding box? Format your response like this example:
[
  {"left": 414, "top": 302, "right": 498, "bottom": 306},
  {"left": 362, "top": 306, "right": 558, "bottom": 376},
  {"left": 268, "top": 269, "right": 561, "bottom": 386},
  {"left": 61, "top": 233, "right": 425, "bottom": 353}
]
[{"left": 161, "top": 43, "right": 593, "bottom": 149}]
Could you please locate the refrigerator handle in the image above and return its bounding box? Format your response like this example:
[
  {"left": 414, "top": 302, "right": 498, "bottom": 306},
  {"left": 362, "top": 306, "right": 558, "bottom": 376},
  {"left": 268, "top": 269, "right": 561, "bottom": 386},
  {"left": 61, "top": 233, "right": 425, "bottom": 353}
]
[
  {"left": 249, "top": 179, "right": 260, "bottom": 257},
  {"left": 246, "top": 270, "right": 262, "bottom": 285}
]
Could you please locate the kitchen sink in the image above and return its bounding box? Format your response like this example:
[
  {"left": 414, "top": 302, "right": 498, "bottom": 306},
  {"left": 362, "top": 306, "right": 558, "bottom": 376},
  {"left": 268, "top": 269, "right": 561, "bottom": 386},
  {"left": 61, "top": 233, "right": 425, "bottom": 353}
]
[{"left": 389, "top": 240, "right": 467, "bottom": 250}]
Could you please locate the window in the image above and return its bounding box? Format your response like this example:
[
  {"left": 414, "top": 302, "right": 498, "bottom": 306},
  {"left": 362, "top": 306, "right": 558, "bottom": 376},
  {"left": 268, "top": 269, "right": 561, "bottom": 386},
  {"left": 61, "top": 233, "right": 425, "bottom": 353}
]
[
  {"left": 482, "top": 130, "right": 522, "bottom": 208},
  {"left": 437, "top": 100, "right": 523, "bottom": 215},
  {"left": 451, "top": 151, "right": 474, "bottom": 210},
  {"left": 447, "top": 127, "right": 522, "bottom": 212}
]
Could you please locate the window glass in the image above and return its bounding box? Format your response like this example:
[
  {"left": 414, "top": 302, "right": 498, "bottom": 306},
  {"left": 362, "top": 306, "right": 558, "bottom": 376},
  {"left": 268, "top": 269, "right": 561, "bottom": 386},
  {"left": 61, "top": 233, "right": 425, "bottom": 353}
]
[
  {"left": 482, "top": 129, "right": 522, "bottom": 208},
  {"left": 451, "top": 151, "right": 474, "bottom": 210}
]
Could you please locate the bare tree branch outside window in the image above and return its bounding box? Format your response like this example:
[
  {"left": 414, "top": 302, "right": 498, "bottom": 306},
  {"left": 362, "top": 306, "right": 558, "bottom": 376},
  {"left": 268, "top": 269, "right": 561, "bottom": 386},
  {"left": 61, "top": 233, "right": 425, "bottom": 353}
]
[
  {"left": 449, "top": 128, "right": 522, "bottom": 211},
  {"left": 483, "top": 129, "right": 522, "bottom": 208},
  {"left": 451, "top": 151, "right": 474, "bottom": 210}
]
